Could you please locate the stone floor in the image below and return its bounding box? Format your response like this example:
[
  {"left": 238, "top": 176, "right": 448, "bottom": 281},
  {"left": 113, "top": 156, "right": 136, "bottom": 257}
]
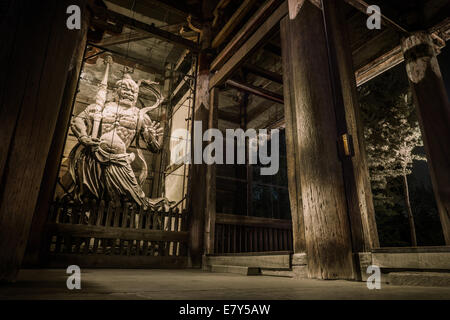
[{"left": 0, "top": 269, "right": 449, "bottom": 300}]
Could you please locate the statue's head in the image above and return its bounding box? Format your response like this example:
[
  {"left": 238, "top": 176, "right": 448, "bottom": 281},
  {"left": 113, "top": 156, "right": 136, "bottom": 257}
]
[{"left": 114, "top": 74, "right": 139, "bottom": 107}]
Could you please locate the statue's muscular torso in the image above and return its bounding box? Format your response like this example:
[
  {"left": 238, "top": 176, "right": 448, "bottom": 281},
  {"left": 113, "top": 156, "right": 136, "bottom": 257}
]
[
  {"left": 74, "top": 102, "right": 140, "bottom": 155},
  {"left": 72, "top": 101, "right": 160, "bottom": 155},
  {"left": 99, "top": 102, "right": 139, "bottom": 154}
]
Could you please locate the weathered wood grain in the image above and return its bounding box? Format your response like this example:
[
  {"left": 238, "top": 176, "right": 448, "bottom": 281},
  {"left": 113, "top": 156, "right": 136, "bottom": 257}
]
[
  {"left": 46, "top": 223, "right": 189, "bottom": 242},
  {"left": 279, "top": 1, "right": 355, "bottom": 280},
  {"left": 402, "top": 32, "right": 450, "bottom": 245},
  {"left": 0, "top": 0, "right": 89, "bottom": 282}
]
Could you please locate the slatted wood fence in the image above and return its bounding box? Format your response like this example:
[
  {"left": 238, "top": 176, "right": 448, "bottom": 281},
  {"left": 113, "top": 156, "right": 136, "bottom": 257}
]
[
  {"left": 214, "top": 213, "right": 293, "bottom": 254},
  {"left": 44, "top": 198, "right": 189, "bottom": 268}
]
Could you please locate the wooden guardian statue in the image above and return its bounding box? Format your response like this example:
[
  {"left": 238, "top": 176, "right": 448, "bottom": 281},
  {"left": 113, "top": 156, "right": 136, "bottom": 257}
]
[{"left": 67, "top": 56, "right": 170, "bottom": 209}]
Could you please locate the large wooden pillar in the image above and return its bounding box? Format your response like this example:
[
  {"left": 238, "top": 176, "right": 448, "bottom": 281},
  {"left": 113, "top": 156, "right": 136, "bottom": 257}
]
[
  {"left": 321, "top": 0, "right": 379, "bottom": 252},
  {"left": 280, "top": 0, "right": 355, "bottom": 279},
  {"left": 280, "top": 12, "right": 306, "bottom": 255},
  {"left": 401, "top": 32, "right": 450, "bottom": 244},
  {"left": 0, "top": 0, "right": 89, "bottom": 282},
  {"left": 23, "top": 6, "right": 90, "bottom": 267},
  {"left": 203, "top": 88, "right": 219, "bottom": 257},
  {"left": 188, "top": 0, "right": 214, "bottom": 267}
]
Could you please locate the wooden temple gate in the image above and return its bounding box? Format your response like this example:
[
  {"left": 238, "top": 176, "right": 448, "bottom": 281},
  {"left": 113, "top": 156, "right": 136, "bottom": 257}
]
[
  {"left": 1, "top": 0, "right": 450, "bottom": 283},
  {"left": 44, "top": 199, "right": 189, "bottom": 268}
]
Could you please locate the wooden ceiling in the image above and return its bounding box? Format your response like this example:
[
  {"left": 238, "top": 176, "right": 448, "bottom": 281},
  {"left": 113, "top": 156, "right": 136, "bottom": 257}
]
[{"left": 87, "top": 0, "right": 450, "bottom": 130}]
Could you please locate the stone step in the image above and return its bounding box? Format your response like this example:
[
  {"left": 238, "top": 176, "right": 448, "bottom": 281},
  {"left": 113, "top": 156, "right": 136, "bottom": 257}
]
[
  {"left": 261, "top": 266, "right": 308, "bottom": 279},
  {"left": 210, "top": 265, "right": 261, "bottom": 275},
  {"left": 372, "top": 250, "right": 450, "bottom": 270},
  {"left": 205, "top": 252, "right": 291, "bottom": 269},
  {"left": 388, "top": 272, "right": 450, "bottom": 287},
  {"left": 260, "top": 269, "right": 293, "bottom": 278}
]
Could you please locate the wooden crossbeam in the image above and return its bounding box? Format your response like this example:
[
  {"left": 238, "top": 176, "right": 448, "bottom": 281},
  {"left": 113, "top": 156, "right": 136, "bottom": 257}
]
[
  {"left": 343, "top": 0, "right": 409, "bottom": 34},
  {"left": 46, "top": 223, "right": 189, "bottom": 242},
  {"left": 355, "top": 18, "right": 450, "bottom": 86},
  {"left": 98, "top": 32, "right": 150, "bottom": 46},
  {"left": 226, "top": 79, "right": 283, "bottom": 104},
  {"left": 90, "top": 5, "right": 200, "bottom": 52},
  {"left": 212, "top": 0, "right": 258, "bottom": 49},
  {"left": 243, "top": 64, "right": 283, "bottom": 84},
  {"left": 216, "top": 213, "right": 292, "bottom": 229},
  {"left": 355, "top": 45, "right": 403, "bottom": 86},
  {"left": 210, "top": 0, "right": 285, "bottom": 72},
  {"left": 210, "top": 1, "right": 288, "bottom": 89},
  {"left": 97, "top": 23, "right": 187, "bottom": 47},
  {"left": 87, "top": 43, "right": 165, "bottom": 75}
]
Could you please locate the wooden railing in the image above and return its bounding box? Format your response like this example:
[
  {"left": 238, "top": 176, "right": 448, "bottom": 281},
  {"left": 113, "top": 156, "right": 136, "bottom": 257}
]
[
  {"left": 214, "top": 213, "right": 293, "bottom": 254},
  {"left": 44, "top": 198, "right": 189, "bottom": 268}
]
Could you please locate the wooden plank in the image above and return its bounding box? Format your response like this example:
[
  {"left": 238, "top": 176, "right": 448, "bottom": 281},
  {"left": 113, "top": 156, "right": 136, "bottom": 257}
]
[
  {"left": 268, "top": 229, "right": 273, "bottom": 251},
  {"left": 0, "top": 0, "right": 89, "bottom": 282},
  {"left": 113, "top": 203, "right": 121, "bottom": 227},
  {"left": 88, "top": 200, "right": 97, "bottom": 225},
  {"left": 216, "top": 213, "right": 291, "bottom": 229},
  {"left": 210, "top": 0, "right": 284, "bottom": 72},
  {"left": 355, "top": 45, "right": 403, "bottom": 86},
  {"left": 121, "top": 203, "right": 129, "bottom": 228},
  {"left": 126, "top": 239, "right": 133, "bottom": 256},
  {"left": 372, "top": 252, "right": 450, "bottom": 270},
  {"left": 354, "top": 20, "right": 448, "bottom": 86},
  {"left": 214, "top": 224, "right": 220, "bottom": 254},
  {"left": 105, "top": 201, "right": 114, "bottom": 227},
  {"left": 24, "top": 10, "right": 89, "bottom": 265},
  {"left": 242, "top": 63, "right": 283, "bottom": 84},
  {"left": 46, "top": 223, "right": 189, "bottom": 242},
  {"left": 204, "top": 87, "right": 219, "bottom": 255},
  {"left": 46, "top": 254, "right": 188, "bottom": 268},
  {"left": 138, "top": 206, "right": 144, "bottom": 229},
  {"left": 280, "top": 14, "right": 307, "bottom": 254},
  {"left": 95, "top": 202, "right": 105, "bottom": 249},
  {"left": 264, "top": 228, "right": 269, "bottom": 251},
  {"left": 209, "top": 1, "right": 288, "bottom": 89},
  {"left": 212, "top": 0, "right": 258, "bottom": 49},
  {"left": 373, "top": 246, "right": 450, "bottom": 254},
  {"left": 273, "top": 229, "right": 279, "bottom": 251},
  {"left": 343, "top": 0, "right": 409, "bottom": 34},
  {"left": 205, "top": 253, "right": 291, "bottom": 269},
  {"left": 87, "top": 43, "right": 165, "bottom": 76},
  {"left": 225, "top": 79, "right": 283, "bottom": 104},
  {"left": 279, "top": 2, "right": 355, "bottom": 280},
  {"left": 227, "top": 225, "right": 232, "bottom": 253},
  {"left": 322, "top": 0, "right": 379, "bottom": 251},
  {"left": 83, "top": 238, "right": 90, "bottom": 255},
  {"left": 188, "top": 18, "right": 213, "bottom": 265},
  {"left": 221, "top": 225, "right": 225, "bottom": 253},
  {"left": 258, "top": 228, "right": 264, "bottom": 252},
  {"left": 283, "top": 229, "right": 288, "bottom": 251},
  {"left": 232, "top": 225, "right": 237, "bottom": 253}
]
